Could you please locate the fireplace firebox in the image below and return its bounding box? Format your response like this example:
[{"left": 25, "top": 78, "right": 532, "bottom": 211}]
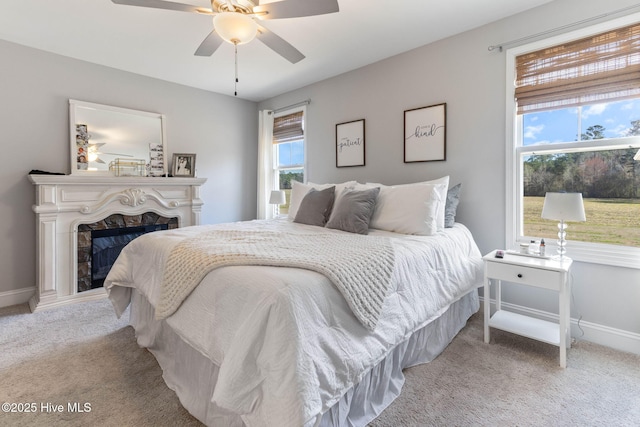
[
  {"left": 89, "top": 224, "right": 167, "bottom": 290},
  {"left": 77, "top": 213, "right": 177, "bottom": 292}
]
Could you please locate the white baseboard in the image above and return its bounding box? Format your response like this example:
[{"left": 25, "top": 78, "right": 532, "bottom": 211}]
[
  {"left": 4, "top": 290, "right": 639, "bottom": 355},
  {"left": 0, "top": 286, "right": 35, "bottom": 308},
  {"left": 481, "top": 297, "right": 640, "bottom": 356}
]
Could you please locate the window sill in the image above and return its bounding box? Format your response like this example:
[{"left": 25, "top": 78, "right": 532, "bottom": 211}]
[{"left": 516, "top": 239, "right": 640, "bottom": 270}]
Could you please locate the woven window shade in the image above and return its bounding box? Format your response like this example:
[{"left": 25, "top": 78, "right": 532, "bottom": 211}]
[
  {"left": 515, "top": 23, "right": 640, "bottom": 114},
  {"left": 273, "top": 111, "right": 304, "bottom": 144}
]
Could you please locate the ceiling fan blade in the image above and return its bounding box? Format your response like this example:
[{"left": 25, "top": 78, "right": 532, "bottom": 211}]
[
  {"left": 256, "top": 24, "right": 305, "bottom": 64},
  {"left": 253, "top": 0, "right": 339, "bottom": 20},
  {"left": 111, "top": 0, "right": 206, "bottom": 14},
  {"left": 194, "top": 31, "right": 224, "bottom": 56}
]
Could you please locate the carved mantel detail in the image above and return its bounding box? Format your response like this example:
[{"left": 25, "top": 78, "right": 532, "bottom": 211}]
[
  {"left": 79, "top": 187, "right": 183, "bottom": 214},
  {"left": 28, "top": 175, "right": 207, "bottom": 312},
  {"left": 120, "top": 188, "right": 147, "bottom": 207}
]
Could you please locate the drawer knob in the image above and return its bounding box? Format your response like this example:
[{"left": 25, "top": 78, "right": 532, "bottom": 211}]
[{"left": 517, "top": 273, "right": 523, "bottom": 278}]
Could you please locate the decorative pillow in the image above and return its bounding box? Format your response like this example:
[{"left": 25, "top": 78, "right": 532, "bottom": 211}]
[
  {"left": 294, "top": 186, "right": 336, "bottom": 226},
  {"left": 369, "top": 183, "right": 441, "bottom": 235},
  {"left": 288, "top": 181, "right": 314, "bottom": 220},
  {"left": 309, "top": 181, "right": 357, "bottom": 215},
  {"left": 325, "top": 187, "right": 380, "bottom": 235},
  {"left": 445, "top": 183, "right": 462, "bottom": 228},
  {"left": 288, "top": 180, "right": 356, "bottom": 219}
]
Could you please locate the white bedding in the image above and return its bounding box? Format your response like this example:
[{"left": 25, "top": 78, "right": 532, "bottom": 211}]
[
  {"left": 157, "top": 228, "right": 395, "bottom": 329},
  {"left": 105, "top": 219, "right": 483, "bottom": 427}
]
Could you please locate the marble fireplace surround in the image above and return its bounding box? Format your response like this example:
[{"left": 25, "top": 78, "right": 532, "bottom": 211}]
[{"left": 29, "top": 175, "right": 207, "bottom": 312}]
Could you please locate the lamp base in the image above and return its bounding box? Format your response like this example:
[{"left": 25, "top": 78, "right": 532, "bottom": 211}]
[{"left": 556, "top": 220, "right": 568, "bottom": 258}]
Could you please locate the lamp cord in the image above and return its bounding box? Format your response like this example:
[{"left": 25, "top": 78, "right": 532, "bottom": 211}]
[{"left": 570, "top": 270, "right": 585, "bottom": 342}]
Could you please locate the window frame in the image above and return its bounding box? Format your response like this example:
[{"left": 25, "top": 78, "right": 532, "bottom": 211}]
[
  {"left": 505, "top": 13, "right": 640, "bottom": 270},
  {"left": 272, "top": 106, "right": 307, "bottom": 213}
]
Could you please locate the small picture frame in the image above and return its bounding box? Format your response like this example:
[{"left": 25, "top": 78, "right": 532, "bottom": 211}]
[
  {"left": 404, "top": 103, "right": 446, "bottom": 163},
  {"left": 148, "top": 143, "right": 165, "bottom": 177},
  {"left": 336, "top": 119, "right": 365, "bottom": 167},
  {"left": 172, "top": 153, "right": 196, "bottom": 177}
]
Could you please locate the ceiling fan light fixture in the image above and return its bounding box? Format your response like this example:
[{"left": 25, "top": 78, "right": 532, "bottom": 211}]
[{"left": 213, "top": 12, "right": 257, "bottom": 45}]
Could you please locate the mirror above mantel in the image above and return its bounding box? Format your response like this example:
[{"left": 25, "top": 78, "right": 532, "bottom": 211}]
[{"left": 69, "top": 99, "right": 167, "bottom": 177}]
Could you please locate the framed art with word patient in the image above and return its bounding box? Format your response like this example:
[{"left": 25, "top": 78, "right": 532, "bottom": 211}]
[{"left": 336, "top": 119, "right": 365, "bottom": 168}]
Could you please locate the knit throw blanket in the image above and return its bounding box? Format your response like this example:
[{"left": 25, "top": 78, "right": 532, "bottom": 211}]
[{"left": 156, "top": 229, "right": 396, "bottom": 330}]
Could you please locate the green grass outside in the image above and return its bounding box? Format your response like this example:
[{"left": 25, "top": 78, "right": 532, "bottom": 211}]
[
  {"left": 524, "top": 196, "right": 640, "bottom": 247},
  {"left": 278, "top": 189, "right": 292, "bottom": 215},
  {"left": 280, "top": 192, "right": 640, "bottom": 247}
]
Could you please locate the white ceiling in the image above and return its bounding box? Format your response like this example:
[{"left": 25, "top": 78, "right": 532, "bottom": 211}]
[{"left": 0, "top": 0, "right": 553, "bottom": 102}]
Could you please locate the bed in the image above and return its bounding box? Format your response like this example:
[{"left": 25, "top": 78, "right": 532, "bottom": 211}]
[{"left": 104, "top": 178, "right": 483, "bottom": 426}]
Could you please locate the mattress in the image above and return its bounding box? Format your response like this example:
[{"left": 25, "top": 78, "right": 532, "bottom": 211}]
[{"left": 105, "top": 218, "right": 483, "bottom": 426}]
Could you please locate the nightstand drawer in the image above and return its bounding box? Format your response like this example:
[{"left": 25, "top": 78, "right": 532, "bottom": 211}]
[{"left": 485, "top": 262, "right": 561, "bottom": 291}]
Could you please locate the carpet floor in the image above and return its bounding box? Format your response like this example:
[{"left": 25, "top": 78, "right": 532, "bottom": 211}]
[{"left": 1, "top": 298, "right": 639, "bottom": 426}]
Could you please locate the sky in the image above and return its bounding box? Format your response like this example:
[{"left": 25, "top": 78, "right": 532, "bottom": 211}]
[
  {"left": 523, "top": 99, "right": 639, "bottom": 145},
  {"left": 278, "top": 140, "right": 305, "bottom": 167}
]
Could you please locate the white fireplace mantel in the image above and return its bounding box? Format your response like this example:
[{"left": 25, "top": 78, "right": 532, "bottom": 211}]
[{"left": 29, "top": 174, "right": 207, "bottom": 312}]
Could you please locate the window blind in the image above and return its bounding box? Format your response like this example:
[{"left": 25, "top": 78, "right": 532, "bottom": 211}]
[
  {"left": 273, "top": 111, "right": 304, "bottom": 144},
  {"left": 515, "top": 23, "right": 640, "bottom": 114}
]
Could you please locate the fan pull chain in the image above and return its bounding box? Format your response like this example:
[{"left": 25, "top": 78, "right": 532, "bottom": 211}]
[{"left": 234, "top": 42, "right": 238, "bottom": 97}]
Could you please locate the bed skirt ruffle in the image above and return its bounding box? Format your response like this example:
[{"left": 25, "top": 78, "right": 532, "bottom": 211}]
[{"left": 129, "top": 289, "right": 479, "bottom": 427}]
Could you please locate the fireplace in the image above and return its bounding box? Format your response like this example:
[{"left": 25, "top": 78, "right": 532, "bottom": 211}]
[
  {"left": 29, "top": 175, "right": 206, "bottom": 312},
  {"left": 77, "top": 213, "right": 178, "bottom": 292}
]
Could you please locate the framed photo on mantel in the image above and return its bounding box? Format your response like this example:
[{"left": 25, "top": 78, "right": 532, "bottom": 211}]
[
  {"left": 404, "top": 103, "right": 446, "bottom": 163},
  {"left": 336, "top": 119, "right": 365, "bottom": 167},
  {"left": 172, "top": 153, "right": 196, "bottom": 178}
]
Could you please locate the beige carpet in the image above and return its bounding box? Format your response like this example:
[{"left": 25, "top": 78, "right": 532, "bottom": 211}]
[{"left": 1, "top": 298, "right": 639, "bottom": 426}]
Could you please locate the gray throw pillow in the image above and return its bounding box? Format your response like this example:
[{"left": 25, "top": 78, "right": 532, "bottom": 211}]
[
  {"left": 326, "top": 187, "right": 380, "bottom": 235},
  {"left": 445, "top": 183, "right": 462, "bottom": 228},
  {"left": 294, "top": 186, "right": 336, "bottom": 226}
]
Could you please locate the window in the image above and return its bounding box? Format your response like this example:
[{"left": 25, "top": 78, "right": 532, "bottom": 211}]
[
  {"left": 273, "top": 109, "right": 305, "bottom": 215},
  {"left": 507, "top": 18, "right": 640, "bottom": 268}
]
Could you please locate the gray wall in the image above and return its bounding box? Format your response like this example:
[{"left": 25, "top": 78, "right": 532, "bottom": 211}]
[
  {"left": 259, "top": 0, "right": 640, "bottom": 352},
  {"left": 2, "top": 0, "right": 638, "bottom": 353},
  {"left": 0, "top": 39, "right": 258, "bottom": 299}
]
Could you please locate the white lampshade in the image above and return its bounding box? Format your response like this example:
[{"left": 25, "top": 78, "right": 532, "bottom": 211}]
[
  {"left": 269, "top": 190, "right": 286, "bottom": 205},
  {"left": 213, "top": 12, "right": 258, "bottom": 45},
  {"left": 541, "top": 192, "right": 586, "bottom": 260},
  {"left": 541, "top": 192, "right": 586, "bottom": 222}
]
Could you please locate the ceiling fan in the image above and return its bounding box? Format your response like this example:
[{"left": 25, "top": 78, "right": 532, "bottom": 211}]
[
  {"left": 111, "top": 0, "right": 340, "bottom": 64},
  {"left": 87, "top": 143, "right": 133, "bottom": 164}
]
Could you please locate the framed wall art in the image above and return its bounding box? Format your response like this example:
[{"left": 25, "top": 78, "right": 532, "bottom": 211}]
[
  {"left": 172, "top": 153, "right": 196, "bottom": 177},
  {"left": 336, "top": 119, "right": 365, "bottom": 167},
  {"left": 404, "top": 103, "right": 446, "bottom": 163}
]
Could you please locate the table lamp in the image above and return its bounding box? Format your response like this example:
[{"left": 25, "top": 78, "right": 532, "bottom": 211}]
[
  {"left": 269, "top": 190, "right": 286, "bottom": 216},
  {"left": 541, "top": 192, "right": 586, "bottom": 260}
]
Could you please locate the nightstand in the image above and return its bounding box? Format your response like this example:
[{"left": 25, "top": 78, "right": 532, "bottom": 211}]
[{"left": 483, "top": 250, "right": 573, "bottom": 368}]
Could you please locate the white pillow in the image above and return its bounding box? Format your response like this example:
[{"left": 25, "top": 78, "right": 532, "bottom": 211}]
[
  {"left": 369, "top": 183, "right": 442, "bottom": 235},
  {"left": 288, "top": 180, "right": 356, "bottom": 219},
  {"left": 353, "top": 182, "right": 380, "bottom": 191},
  {"left": 366, "top": 176, "right": 449, "bottom": 231},
  {"left": 423, "top": 176, "right": 450, "bottom": 231}
]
